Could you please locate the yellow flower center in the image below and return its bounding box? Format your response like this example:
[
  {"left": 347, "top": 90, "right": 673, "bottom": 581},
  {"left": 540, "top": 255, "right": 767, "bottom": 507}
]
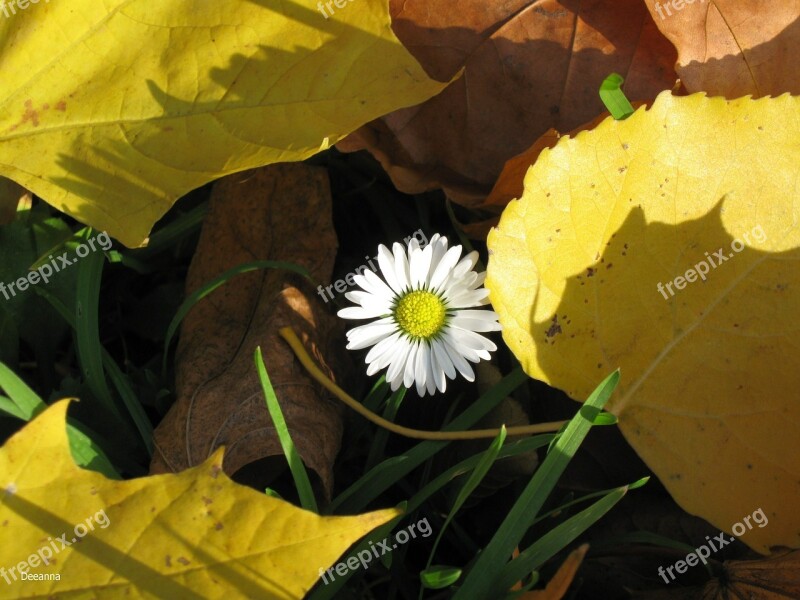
[{"left": 394, "top": 290, "right": 447, "bottom": 339}]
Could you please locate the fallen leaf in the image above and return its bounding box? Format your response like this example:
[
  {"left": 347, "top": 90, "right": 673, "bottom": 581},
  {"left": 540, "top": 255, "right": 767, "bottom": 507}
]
[
  {"left": 0, "top": 179, "right": 27, "bottom": 225},
  {"left": 646, "top": 0, "right": 800, "bottom": 98},
  {"left": 0, "top": 401, "right": 398, "bottom": 599},
  {"left": 339, "top": 0, "right": 677, "bottom": 207},
  {"left": 0, "top": 0, "right": 448, "bottom": 247},
  {"left": 519, "top": 543, "right": 589, "bottom": 599},
  {"left": 633, "top": 550, "right": 800, "bottom": 599},
  {"left": 151, "top": 163, "right": 344, "bottom": 500},
  {"left": 486, "top": 91, "right": 800, "bottom": 553}
]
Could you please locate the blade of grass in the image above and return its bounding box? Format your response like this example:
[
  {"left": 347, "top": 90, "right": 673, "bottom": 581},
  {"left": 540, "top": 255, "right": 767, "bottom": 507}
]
[
  {"left": 494, "top": 486, "right": 629, "bottom": 593},
  {"left": 162, "top": 260, "right": 311, "bottom": 375},
  {"left": 75, "top": 244, "right": 121, "bottom": 422},
  {"left": 0, "top": 361, "right": 44, "bottom": 419},
  {"left": 421, "top": 426, "right": 507, "bottom": 593},
  {"left": 35, "top": 286, "right": 153, "bottom": 453},
  {"left": 329, "top": 367, "right": 529, "bottom": 513},
  {"left": 365, "top": 387, "right": 406, "bottom": 473},
  {"left": 0, "top": 362, "right": 120, "bottom": 476},
  {"left": 599, "top": 73, "right": 635, "bottom": 120},
  {"left": 454, "top": 370, "right": 620, "bottom": 598},
  {"left": 310, "top": 435, "right": 552, "bottom": 599},
  {"left": 254, "top": 346, "right": 318, "bottom": 513}
]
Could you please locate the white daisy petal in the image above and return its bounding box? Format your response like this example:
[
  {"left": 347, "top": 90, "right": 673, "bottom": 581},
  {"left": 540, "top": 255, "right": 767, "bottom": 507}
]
[
  {"left": 377, "top": 245, "right": 403, "bottom": 294},
  {"left": 429, "top": 246, "right": 463, "bottom": 291},
  {"left": 345, "top": 318, "right": 398, "bottom": 350},
  {"left": 392, "top": 242, "right": 411, "bottom": 291},
  {"left": 410, "top": 242, "right": 434, "bottom": 288},
  {"left": 404, "top": 340, "right": 420, "bottom": 390},
  {"left": 338, "top": 305, "right": 390, "bottom": 320},
  {"left": 353, "top": 273, "right": 394, "bottom": 303},
  {"left": 427, "top": 345, "right": 442, "bottom": 395},
  {"left": 362, "top": 269, "right": 397, "bottom": 301},
  {"left": 450, "top": 310, "right": 501, "bottom": 332},
  {"left": 442, "top": 336, "right": 475, "bottom": 382},
  {"left": 432, "top": 339, "right": 456, "bottom": 381},
  {"left": 414, "top": 342, "right": 430, "bottom": 396},
  {"left": 388, "top": 337, "right": 414, "bottom": 388},
  {"left": 365, "top": 331, "right": 403, "bottom": 366}
]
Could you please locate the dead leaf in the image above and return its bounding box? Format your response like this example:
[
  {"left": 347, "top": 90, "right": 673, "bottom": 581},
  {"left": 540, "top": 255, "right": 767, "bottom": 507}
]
[
  {"left": 519, "top": 544, "right": 589, "bottom": 599},
  {"left": 338, "top": 0, "right": 677, "bottom": 208},
  {"left": 151, "top": 164, "right": 344, "bottom": 499},
  {"left": 646, "top": 0, "right": 800, "bottom": 98},
  {"left": 0, "top": 179, "right": 29, "bottom": 225},
  {"left": 633, "top": 549, "right": 800, "bottom": 599}
]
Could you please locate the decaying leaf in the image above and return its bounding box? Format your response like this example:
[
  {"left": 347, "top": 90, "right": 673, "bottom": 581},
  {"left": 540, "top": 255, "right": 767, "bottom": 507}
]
[
  {"left": 633, "top": 550, "right": 800, "bottom": 599},
  {"left": 0, "top": 0, "right": 448, "bottom": 247},
  {"left": 339, "top": 0, "right": 677, "bottom": 207},
  {"left": 0, "top": 179, "right": 27, "bottom": 225},
  {"left": 486, "top": 91, "right": 800, "bottom": 553},
  {"left": 151, "top": 163, "right": 344, "bottom": 499},
  {"left": 646, "top": 0, "right": 800, "bottom": 98},
  {"left": 519, "top": 544, "right": 589, "bottom": 599},
  {"left": 0, "top": 401, "right": 398, "bottom": 599}
]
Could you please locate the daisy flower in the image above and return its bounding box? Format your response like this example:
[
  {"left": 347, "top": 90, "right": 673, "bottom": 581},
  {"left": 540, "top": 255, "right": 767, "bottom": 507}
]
[{"left": 338, "top": 234, "right": 501, "bottom": 396}]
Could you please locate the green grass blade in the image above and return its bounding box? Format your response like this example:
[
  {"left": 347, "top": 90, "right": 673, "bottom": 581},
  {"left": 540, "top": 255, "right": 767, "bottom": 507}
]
[
  {"left": 311, "top": 436, "right": 553, "bottom": 599},
  {"left": 364, "top": 387, "right": 405, "bottom": 472},
  {"left": 162, "top": 260, "right": 311, "bottom": 374},
  {"left": 330, "top": 367, "right": 528, "bottom": 513},
  {"left": 454, "top": 370, "right": 620, "bottom": 598},
  {"left": 599, "top": 73, "right": 635, "bottom": 120},
  {"left": 494, "top": 486, "right": 628, "bottom": 592},
  {"left": 0, "top": 361, "right": 45, "bottom": 419},
  {"left": 422, "top": 426, "right": 507, "bottom": 591},
  {"left": 75, "top": 246, "right": 120, "bottom": 420},
  {"left": 34, "top": 286, "right": 153, "bottom": 452},
  {"left": 254, "top": 346, "right": 318, "bottom": 513}
]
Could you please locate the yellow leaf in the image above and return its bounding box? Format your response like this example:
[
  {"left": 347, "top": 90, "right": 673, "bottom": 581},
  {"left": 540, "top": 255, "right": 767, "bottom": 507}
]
[
  {"left": 487, "top": 91, "right": 800, "bottom": 554},
  {"left": 0, "top": 0, "right": 448, "bottom": 247},
  {"left": 0, "top": 401, "right": 399, "bottom": 598}
]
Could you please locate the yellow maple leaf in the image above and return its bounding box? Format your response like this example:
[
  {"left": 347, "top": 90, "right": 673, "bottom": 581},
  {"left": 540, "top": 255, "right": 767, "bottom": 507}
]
[
  {"left": 0, "top": 401, "right": 398, "bottom": 598},
  {"left": 487, "top": 91, "right": 800, "bottom": 554},
  {"left": 0, "top": 0, "right": 448, "bottom": 247}
]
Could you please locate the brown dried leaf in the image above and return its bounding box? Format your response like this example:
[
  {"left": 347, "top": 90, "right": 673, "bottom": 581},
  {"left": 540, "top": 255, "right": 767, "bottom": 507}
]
[
  {"left": 633, "top": 550, "right": 800, "bottom": 599},
  {"left": 151, "top": 164, "right": 343, "bottom": 499},
  {"left": 519, "top": 544, "right": 589, "bottom": 599},
  {"left": 0, "top": 178, "right": 29, "bottom": 225},
  {"left": 338, "top": 0, "right": 677, "bottom": 208},
  {"left": 646, "top": 0, "right": 800, "bottom": 98}
]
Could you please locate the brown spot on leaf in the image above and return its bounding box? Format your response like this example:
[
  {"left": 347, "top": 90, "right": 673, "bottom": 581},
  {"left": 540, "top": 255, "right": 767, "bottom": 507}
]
[{"left": 545, "top": 315, "right": 562, "bottom": 338}]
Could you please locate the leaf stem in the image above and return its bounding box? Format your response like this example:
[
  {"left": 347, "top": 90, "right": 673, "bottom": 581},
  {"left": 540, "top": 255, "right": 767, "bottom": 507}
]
[{"left": 278, "top": 327, "right": 566, "bottom": 440}]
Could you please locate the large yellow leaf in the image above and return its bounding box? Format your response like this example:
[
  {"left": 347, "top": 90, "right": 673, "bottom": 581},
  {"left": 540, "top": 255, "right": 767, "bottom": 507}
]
[
  {"left": 0, "top": 401, "right": 398, "bottom": 598},
  {"left": 486, "top": 91, "right": 800, "bottom": 554},
  {"left": 0, "top": 0, "right": 448, "bottom": 247}
]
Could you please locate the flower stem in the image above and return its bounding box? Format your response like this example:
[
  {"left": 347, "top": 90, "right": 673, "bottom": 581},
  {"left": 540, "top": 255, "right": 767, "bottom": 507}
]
[{"left": 278, "top": 327, "right": 567, "bottom": 440}]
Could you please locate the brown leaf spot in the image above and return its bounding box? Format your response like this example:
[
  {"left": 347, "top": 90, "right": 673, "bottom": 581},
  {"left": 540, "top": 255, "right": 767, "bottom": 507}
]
[{"left": 545, "top": 315, "right": 562, "bottom": 338}]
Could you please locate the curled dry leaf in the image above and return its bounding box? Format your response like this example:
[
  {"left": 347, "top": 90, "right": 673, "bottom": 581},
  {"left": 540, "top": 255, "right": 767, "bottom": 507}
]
[
  {"left": 519, "top": 544, "right": 589, "bottom": 600},
  {"left": 151, "top": 163, "right": 344, "bottom": 499},
  {"left": 339, "top": 0, "right": 677, "bottom": 208},
  {"left": 632, "top": 550, "right": 800, "bottom": 600},
  {"left": 646, "top": 0, "right": 800, "bottom": 98}
]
